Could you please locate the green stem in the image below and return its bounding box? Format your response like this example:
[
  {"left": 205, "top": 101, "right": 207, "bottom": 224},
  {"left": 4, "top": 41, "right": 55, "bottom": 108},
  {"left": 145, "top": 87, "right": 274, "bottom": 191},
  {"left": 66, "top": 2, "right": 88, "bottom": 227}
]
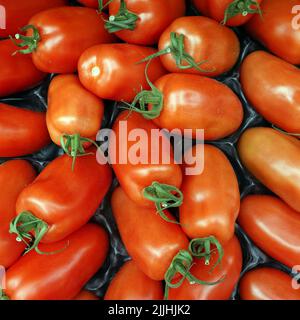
[
  {"left": 143, "top": 182, "right": 183, "bottom": 224},
  {"left": 0, "top": 290, "right": 9, "bottom": 300},
  {"left": 104, "top": 0, "right": 138, "bottom": 33},
  {"left": 271, "top": 125, "right": 300, "bottom": 137},
  {"left": 98, "top": 0, "right": 114, "bottom": 11},
  {"left": 222, "top": 0, "right": 262, "bottom": 24},
  {"left": 10, "top": 24, "right": 40, "bottom": 55},
  {"left": 140, "top": 32, "right": 214, "bottom": 73}
]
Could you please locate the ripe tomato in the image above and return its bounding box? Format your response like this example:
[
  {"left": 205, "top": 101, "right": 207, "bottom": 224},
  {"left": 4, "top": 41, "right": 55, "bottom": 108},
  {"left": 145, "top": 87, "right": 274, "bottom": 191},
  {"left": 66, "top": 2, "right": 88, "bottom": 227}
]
[
  {"left": 4, "top": 224, "right": 109, "bottom": 300},
  {"left": 238, "top": 195, "right": 300, "bottom": 269},
  {"left": 107, "top": 0, "right": 185, "bottom": 45},
  {"left": 240, "top": 51, "right": 300, "bottom": 134},
  {"left": 192, "top": 0, "right": 263, "bottom": 26},
  {"left": 12, "top": 152, "right": 111, "bottom": 252},
  {"left": 169, "top": 235, "right": 242, "bottom": 300},
  {"left": 78, "top": 0, "right": 103, "bottom": 8},
  {"left": 78, "top": 43, "right": 166, "bottom": 102},
  {"left": 73, "top": 290, "right": 99, "bottom": 300},
  {"left": 0, "top": 0, "right": 68, "bottom": 38},
  {"left": 12, "top": 7, "right": 115, "bottom": 73},
  {"left": 47, "top": 74, "right": 104, "bottom": 146},
  {"left": 239, "top": 267, "right": 300, "bottom": 300},
  {"left": 0, "top": 103, "right": 50, "bottom": 157},
  {"left": 148, "top": 73, "right": 243, "bottom": 140},
  {"left": 0, "top": 160, "right": 36, "bottom": 269},
  {"left": 238, "top": 127, "right": 300, "bottom": 212},
  {"left": 153, "top": 16, "right": 240, "bottom": 77},
  {"left": 180, "top": 145, "right": 240, "bottom": 244},
  {"left": 245, "top": 0, "right": 300, "bottom": 65},
  {"left": 104, "top": 260, "right": 163, "bottom": 300},
  {"left": 111, "top": 187, "right": 189, "bottom": 281},
  {"left": 0, "top": 40, "right": 45, "bottom": 97},
  {"left": 109, "top": 111, "right": 182, "bottom": 209}
]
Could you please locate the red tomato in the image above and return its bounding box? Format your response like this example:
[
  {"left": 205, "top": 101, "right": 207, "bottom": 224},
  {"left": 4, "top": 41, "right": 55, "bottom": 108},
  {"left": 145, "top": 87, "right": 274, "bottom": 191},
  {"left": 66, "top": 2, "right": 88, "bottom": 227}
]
[
  {"left": 245, "top": 0, "right": 300, "bottom": 65},
  {"left": 169, "top": 235, "right": 242, "bottom": 300},
  {"left": 73, "top": 290, "right": 99, "bottom": 300},
  {"left": 0, "top": 103, "right": 50, "bottom": 157},
  {"left": 192, "top": 0, "right": 263, "bottom": 26},
  {"left": 240, "top": 51, "right": 300, "bottom": 134},
  {"left": 78, "top": 43, "right": 166, "bottom": 102},
  {"left": 14, "top": 7, "right": 115, "bottom": 73},
  {"left": 109, "top": 111, "right": 182, "bottom": 208},
  {"left": 47, "top": 74, "right": 104, "bottom": 146},
  {"left": 107, "top": 0, "right": 185, "bottom": 45},
  {"left": 155, "top": 16, "right": 240, "bottom": 77},
  {"left": 0, "top": 39, "right": 45, "bottom": 97},
  {"left": 180, "top": 145, "right": 240, "bottom": 244},
  {"left": 0, "top": 0, "right": 68, "bottom": 38},
  {"left": 77, "top": 0, "right": 105, "bottom": 8},
  {"left": 239, "top": 267, "right": 300, "bottom": 300},
  {"left": 12, "top": 152, "right": 111, "bottom": 250},
  {"left": 111, "top": 187, "right": 189, "bottom": 281},
  {"left": 238, "top": 127, "right": 300, "bottom": 212},
  {"left": 238, "top": 195, "right": 300, "bottom": 269},
  {"left": 4, "top": 224, "right": 109, "bottom": 300},
  {"left": 0, "top": 160, "right": 36, "bottom": 268},
  {"left": 150, "top": 73, "right": 243, "bottom": 140},
  {"left": 104, "top": 260, "right": 163, "bottom": 300}
]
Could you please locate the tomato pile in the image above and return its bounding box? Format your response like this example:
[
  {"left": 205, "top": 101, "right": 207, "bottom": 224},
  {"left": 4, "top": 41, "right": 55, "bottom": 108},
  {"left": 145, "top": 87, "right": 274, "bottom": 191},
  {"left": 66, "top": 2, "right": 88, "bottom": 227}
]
[{"left": 1, "top": 0, "right": 300, "bottom": 301}]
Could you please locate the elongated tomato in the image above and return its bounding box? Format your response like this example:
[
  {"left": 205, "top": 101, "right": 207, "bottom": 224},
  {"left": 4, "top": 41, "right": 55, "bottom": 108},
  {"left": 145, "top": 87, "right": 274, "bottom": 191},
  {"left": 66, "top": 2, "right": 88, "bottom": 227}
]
[
  {"left": 73, "top": 290, "right": 99, "bottom": 300},
  {"left": 47, "top": 74, "right": 104, "bottom": 146},
  {"left": 169, "top": 236, "right": 242, "bottom": 300},
  {"left": 238, "top": 195, "right": 300, "bottom": 269},
  {"left": 109, "top": 111, "right": 182, "bottom": 208},
  {"left": 0, "top": 160, "right": 36, "bottom": 268},
  {"left": 4, "top": 224, "right": 109, "bottom": 300},
  {"left": 111, "top": 187, "right": 189, "bottom": 281},
  {"left": 0, "top": 103, "right": 50, "bottom": 157},
  {"left": 78, "top": 44, "right": 166, "bottom": 102},
  {"left": 0, "top": 40, "right": 45, "bottom": 97},
  {"left": 15, "top": 7, "right": 115, "bottom": 73},
  {"left": 14, "top": 152, "right": 112, "bottom": 246},
  {"left": 238, "top": 127, "right": 300, "bottom": 212},
  {"left": 245, "top": 0, "right": 300, "bottom": 64},
  {"left": 239, "top": 267, "right": 300, "bottom": 300},
  {"left": 180, "top": 144, "right": 240, "bottom": 244},
  {"left": 104, "top": 260, "right": 163, "bottom": 300},
  {"left": 151, "top": 73, "right": 243, "bottom": 140},
  {"left": 240, "top": 51, "right": 300, "bottom": 134}
]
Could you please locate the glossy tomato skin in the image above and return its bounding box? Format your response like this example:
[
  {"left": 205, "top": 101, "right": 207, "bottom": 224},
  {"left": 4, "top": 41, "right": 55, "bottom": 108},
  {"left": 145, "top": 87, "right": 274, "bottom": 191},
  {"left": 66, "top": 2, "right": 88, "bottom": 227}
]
[
  {"left": 180, "top": 145, "right": 240, "bottom": 244},
  {"left": 240, "top": 51, "right": 300, "bottom": 134},
  {"left": 78, "top": 44, "right": 166, "bottom": 102},
  {"left": 0, "top": 160, "right": 36, "bottom": 268},
  {"left": 158, "top": 16, "right": 240, "bottom": 77},
  {"left": 77, "top": 0, "right": 107, "bottom": 8},
  {"left": 16, "top": 152, "right": 112, "bottom": 243},
  {"left": 47, "top": 74, "right": 104, "bottom": 146},
  {"left": 0, "top": 0, "right": 67, "bottom": 38},
  {"left": 245, "top": 0, "right": 300, "bottom": 65},
  {"left": 238, "top": 128, "right": 300, "bottom": 212},
  {"left": 0, "top": 40, "right": 45, "bottom": 97},
  {"left": 238, "top": 195, "right": 300, "bottom": 269},
  {"left": 192, "top": 0, "right": 263, "bottom": 26},
  {"left": 108, "top": 0, "right": 186, "bottom": 45},
  {"left": 73, "top": 290, "right": 99, "bottom": 300},
  {"left": 239, "top": 267, "right": 300, "bottom": 300},
  {"left": 109, "top": 111, "right": 182, "bottom": 208},
  {"left": 153, "top": 74, "right": 243, "bottom": 140},
  {"left": 5, "top": 224, "right": 109, "bottom": 300},
  {"left": 0, "top": 103, "right": 50, "bottom": 157},
  {"left": 26, "top": 7, "right": 115, "bottom": 73},
  {"left": 104, "top": 260, "right": 163, "bottom": 300},
  {"left": 111, "top": 187, "right": 189, "bottom": 281},
  {"left": 169, "top": 236, "right": 242, "bottom": 300}
]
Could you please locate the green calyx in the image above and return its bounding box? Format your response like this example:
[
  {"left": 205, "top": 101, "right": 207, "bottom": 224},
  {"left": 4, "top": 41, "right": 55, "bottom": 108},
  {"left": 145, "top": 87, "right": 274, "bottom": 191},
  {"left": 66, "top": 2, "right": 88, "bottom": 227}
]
[
  {"left": 140, "top": 32, "right": 213, "bottom": 73},
  {"left": 271, "top": 125, "right": 300, "bottom": 137},
  {"left": 10, "top": 24, "right": 40, "bottom": 55},
  {"left": 104, "top": 0, "right": 139, "bottom": 33},
  {"left": 164, "top": 250, "right": 224, "bottom": 300},
  {"left": 0, "top": 290, "right": 9, "bottom": 300},
  {"left": 143, "top": 182, "right": 183, "bottom": 224},
  {"left": 222, "top": 0, "right": 262, "bottom": 24},
  {"left": 60, "top": 133, "right": 99, "bottom": 171}
]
